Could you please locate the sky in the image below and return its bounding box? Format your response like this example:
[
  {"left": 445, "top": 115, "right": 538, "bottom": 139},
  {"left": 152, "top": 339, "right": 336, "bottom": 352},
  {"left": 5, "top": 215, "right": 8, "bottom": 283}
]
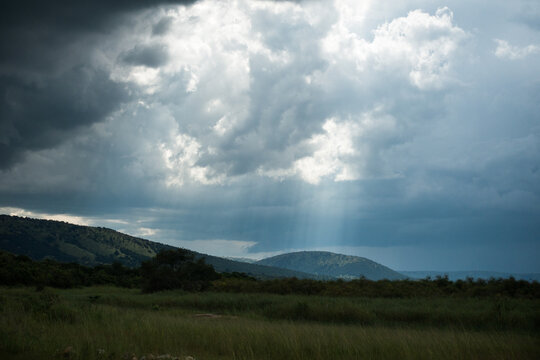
[{"left": 1, "top": 0, "right": 539, "bottom": 273}]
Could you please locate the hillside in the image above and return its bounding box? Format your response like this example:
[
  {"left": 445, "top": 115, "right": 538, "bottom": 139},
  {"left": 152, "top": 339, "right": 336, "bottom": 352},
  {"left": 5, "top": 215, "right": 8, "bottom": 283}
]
[
  {"left": 257, "top": 251, "right": 407, "bottom": 280},
  {"left": 0, "top": 215, "right": 320, "bottom": 280},
  {"left": 0, "top": 215, "right": 171, "bottom": 267}
]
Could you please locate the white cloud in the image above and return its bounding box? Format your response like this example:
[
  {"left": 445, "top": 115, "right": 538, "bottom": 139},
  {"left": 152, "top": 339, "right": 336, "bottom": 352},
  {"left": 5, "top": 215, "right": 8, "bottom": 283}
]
[
  {"left": 258, "top": 107, "right": 400, "bottom": 184},
  {"left": 293, "top": 118, "right": 359, "bottom": 184},
  {"left": 133, "top": 227, "right": 159, "bottom": 237},
  {"left": 322, "top": 7, "right": 467, "bottom": 90},
  {"left": 141, "top": 3, "right": 465, "bottom": 185},
  {"left": 0, "top": 207, "right": 93, "bottom": 226},
  {"left": 494, "top": 39, "right": 540, "bottom": 59},
  {"left": 160, "top": 131, "right": 224, "bottom": 186}
]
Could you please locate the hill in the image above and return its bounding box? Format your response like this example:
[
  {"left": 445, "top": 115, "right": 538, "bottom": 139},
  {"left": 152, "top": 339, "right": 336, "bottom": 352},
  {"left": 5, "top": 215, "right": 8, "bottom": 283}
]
[
  {"left": 256, "top": 251, "right": 407, "bottom": 280},
  {"left": 0, "top": 215, "right": 320, "bottom": 280}
]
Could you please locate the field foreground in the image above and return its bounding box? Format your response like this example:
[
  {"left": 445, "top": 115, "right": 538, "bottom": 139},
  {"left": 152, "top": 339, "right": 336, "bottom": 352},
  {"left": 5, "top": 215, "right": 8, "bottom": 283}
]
[{"left": 1, "top": 287, "right": 539, "bottom": 359}]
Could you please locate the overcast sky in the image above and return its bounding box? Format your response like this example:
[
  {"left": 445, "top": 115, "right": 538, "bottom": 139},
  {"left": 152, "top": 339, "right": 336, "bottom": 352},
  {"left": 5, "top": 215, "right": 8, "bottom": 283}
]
[{"left": 1, "top": 0, "right": 539, "bottom": 272}]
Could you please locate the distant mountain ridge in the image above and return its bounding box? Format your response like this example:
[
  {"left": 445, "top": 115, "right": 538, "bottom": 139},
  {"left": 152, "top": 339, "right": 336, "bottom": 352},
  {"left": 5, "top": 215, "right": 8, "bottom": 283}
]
[
  {"left": 0, "top": 215, "right": 322, "bottom": 280},
  {"left": 256, "top": 251, "right": 407, "bottom": 280}
]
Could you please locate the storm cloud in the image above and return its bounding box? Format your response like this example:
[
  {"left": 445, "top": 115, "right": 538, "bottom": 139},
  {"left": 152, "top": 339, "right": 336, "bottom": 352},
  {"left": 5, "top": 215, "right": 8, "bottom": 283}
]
[
  {"left": 0, "top": 0, "right": 196, "bottom": 167},
  {"left": 1, "top": 0, "right": 539, "bottom": 272}
]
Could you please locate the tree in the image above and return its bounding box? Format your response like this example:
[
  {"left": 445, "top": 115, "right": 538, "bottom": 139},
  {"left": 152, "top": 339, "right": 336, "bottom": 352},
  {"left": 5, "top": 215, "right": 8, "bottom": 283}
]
[{"left": 140, "top": 249, "right": 220, "bottom": 293}]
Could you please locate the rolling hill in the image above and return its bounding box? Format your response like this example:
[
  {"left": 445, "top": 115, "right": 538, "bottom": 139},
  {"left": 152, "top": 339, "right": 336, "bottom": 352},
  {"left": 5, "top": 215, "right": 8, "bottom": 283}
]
[
  {"left": 0, "top": 215, "right": 321, "bottom": 280},
  {"left": 256, "top": 251, "right": 407, "bottom": 280}
]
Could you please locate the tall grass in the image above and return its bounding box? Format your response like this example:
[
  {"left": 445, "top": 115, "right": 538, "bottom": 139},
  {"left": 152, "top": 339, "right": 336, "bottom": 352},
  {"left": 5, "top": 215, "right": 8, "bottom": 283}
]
[
  {"left": 1, "top": 287, "right": 538, "bottom": 359},
  {"left": 57, "top": 286, "right": 540, "bottom": 330}
]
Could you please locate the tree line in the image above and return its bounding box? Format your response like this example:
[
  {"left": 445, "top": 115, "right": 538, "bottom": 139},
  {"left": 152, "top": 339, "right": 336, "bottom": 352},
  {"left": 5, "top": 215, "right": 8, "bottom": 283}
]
[{"left": 1, "top": 249, "right": 538, "bottom": 298}]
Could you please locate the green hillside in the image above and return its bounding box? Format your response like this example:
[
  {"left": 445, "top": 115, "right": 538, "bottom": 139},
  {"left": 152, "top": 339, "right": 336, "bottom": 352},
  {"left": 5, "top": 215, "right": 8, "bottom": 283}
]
[
  {"left": 0, "top": 215, "right": 320, "bottom": 280},
  {"left": 0, "top": 215, "right": 170, "bottom": 267},
  {"left": 257, "top": 251, "right": 407, "bottom": 280}
]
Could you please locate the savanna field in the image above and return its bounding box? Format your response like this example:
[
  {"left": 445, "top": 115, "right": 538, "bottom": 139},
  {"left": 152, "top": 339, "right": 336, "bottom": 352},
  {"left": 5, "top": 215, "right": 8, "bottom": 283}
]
[{"left": 1, "top": 286, "right": 539, "bottom": 360}]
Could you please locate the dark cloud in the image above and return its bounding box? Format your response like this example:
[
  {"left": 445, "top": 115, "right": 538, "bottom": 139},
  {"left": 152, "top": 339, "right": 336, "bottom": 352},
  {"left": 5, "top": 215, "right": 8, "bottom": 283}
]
[
  {"left": 0, "top": 0, "right": 197, "bottom": 169},
  {"left": 121, "top": 44, "right": 169, "bottom": 68},
  {"left": 0, "top": 1, "right": 197, "bottom": 31},
  {"left": 152, "top": 16, "right": 174, "bottom": 36},
  {"left": 0, "top": 67, "right": 126, "bottom": 168},
  {"left": 0, "top": 1, "right": 197, "bottom": 66}
]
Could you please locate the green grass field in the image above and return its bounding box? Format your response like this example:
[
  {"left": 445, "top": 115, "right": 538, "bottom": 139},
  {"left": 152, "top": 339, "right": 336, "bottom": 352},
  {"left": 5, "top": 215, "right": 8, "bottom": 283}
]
[{"left": 1, "top": 286, "right": 539, "bottom": 359}]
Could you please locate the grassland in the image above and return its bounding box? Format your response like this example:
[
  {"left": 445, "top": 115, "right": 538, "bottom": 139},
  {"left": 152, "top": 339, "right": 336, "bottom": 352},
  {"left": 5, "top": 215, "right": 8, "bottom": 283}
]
[{"left": 1, "top": 286, "right": 539, "bottom": 359}]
